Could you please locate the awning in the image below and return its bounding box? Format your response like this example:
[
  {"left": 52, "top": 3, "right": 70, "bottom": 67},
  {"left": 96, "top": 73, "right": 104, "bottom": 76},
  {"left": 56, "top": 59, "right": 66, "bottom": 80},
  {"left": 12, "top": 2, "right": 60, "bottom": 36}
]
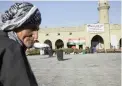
[
  {"left": 67, "top": 42, "right": 76, "bottom": 45},
  {"left": 76, "top": 42, "right": 85, "bottom": 45}
]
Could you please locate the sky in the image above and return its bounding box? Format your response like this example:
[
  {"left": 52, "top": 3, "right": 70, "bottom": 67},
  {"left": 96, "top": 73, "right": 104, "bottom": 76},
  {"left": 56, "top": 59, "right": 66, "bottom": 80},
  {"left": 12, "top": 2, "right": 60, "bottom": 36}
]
[{"left": 0, "top": 1, "right": 121, "bottom": 28}]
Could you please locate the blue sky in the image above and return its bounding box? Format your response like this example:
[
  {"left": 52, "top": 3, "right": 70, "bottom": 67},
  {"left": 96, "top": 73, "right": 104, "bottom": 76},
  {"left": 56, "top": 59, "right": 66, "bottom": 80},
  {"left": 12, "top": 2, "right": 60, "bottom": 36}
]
[{"left": 0, "top": 1, "right": 121, "bottom": 28}]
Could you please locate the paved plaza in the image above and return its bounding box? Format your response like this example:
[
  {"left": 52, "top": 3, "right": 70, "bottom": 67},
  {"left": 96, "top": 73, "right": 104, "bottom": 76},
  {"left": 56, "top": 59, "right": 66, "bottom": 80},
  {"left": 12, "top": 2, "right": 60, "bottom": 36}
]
[{"left": 27, "top": 53, "right": 121, "bottom": 86}]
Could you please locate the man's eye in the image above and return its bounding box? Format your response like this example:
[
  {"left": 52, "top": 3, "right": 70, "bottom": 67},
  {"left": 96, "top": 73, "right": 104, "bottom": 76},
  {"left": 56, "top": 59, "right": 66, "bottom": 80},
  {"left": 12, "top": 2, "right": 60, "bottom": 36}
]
[{"left": 28, "top": 34, "right": 32, "bottom": 37}]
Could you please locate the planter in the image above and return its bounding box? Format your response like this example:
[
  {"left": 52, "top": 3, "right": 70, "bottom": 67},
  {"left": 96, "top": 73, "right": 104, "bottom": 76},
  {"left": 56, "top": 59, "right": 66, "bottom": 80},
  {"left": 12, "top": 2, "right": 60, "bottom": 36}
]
[
  {"left": 57, "top": 50, "right": 63, "bottom": 61},
  {"left": 82, "top": 50, "right": 86, "bottom": 54},
  {"left": 74, "top": 49, "right": 79, "bottom": 54},
  {"left": 97, "top": 49, "right": 105, "bottom": 53},
  {"left": 106, "top": 49, "right": 115, "bottom": 53},
  {"left": 115, "top": 49, "right": 121, "bottom": 53},
  {"left": 48, "top": 49, "right": 53, "bottom": 57}
]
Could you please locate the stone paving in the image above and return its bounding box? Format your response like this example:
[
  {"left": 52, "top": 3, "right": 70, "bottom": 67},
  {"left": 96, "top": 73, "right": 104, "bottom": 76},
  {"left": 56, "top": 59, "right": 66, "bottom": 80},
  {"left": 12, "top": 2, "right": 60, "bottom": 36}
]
[{"left": 27, "top": 53, "right": 121, "bottom": 86}]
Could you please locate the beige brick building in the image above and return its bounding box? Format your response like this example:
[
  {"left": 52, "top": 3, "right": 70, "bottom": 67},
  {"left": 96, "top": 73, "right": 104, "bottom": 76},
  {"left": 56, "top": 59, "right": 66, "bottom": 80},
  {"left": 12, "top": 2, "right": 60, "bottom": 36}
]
[{"left": 38, "top": 0, "right": 121, "bottom": 50}]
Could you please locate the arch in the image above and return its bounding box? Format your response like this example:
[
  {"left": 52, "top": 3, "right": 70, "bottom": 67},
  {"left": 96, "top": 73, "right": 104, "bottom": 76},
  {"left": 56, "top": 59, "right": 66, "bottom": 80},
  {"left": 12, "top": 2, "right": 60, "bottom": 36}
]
[
  {"left": 91, "top": 35, "right": 104, "bottom": 49},
  {"left": 44, "top": 39, "right": 52, "bottom": 55},
  {"left": 119, "top": 38, "right": 122, "bottom": 48},
  {"left": 44, "top": 39, "right": 52, "bottom": 49},
  {"left": 55, "top": 39, "right": 64, "bottom": 49}
]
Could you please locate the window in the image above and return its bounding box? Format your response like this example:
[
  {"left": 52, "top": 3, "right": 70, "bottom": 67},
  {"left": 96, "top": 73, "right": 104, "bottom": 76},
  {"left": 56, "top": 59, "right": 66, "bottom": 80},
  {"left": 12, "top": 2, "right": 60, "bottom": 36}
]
[
  {"left": 69, "top": 32, "right": 72, "bottom": 35},
  {"left": 46, "top": 33, "right": 49, "bottom": 36},
  {"left": 58, "top": 33, "right": 60, "bottom": 35}
]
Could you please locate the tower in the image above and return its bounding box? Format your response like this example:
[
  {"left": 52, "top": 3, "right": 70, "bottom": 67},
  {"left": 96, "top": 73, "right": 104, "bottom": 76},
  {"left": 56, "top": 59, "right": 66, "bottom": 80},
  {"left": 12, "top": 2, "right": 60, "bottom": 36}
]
[{"left": 98, "top": 0, "right": 110, "bottom": 24}]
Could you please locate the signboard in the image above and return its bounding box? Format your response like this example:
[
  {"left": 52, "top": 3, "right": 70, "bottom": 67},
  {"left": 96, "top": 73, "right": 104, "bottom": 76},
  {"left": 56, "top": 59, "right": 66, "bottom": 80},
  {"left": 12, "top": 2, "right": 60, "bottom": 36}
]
[{"left": 87, "top": 24, "right": 104, "bottom": 33}]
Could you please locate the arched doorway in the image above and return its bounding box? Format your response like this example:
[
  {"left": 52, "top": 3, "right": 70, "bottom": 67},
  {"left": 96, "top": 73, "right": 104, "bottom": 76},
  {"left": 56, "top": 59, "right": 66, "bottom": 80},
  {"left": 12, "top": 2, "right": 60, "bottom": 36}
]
[
  {"left": 67, "top": 42, "right": 76, "bottom": 48},
  {"left": 91, "top": 35, "right": 104, "bottom": 49},
  {"left": 67, "top": 39, "right": 76, "bottom": 49},
  {"left": 44, "top": 39, "right": 52, "bottom": 49},
  {"left": 119, "top": 38, "right": 122, "bottom": 48},
  {"left": 55, "top": 39, "right": 64, "bottom": 49},
  {"left": 44, "top": 39, "right": 52, "bottom": 55}
]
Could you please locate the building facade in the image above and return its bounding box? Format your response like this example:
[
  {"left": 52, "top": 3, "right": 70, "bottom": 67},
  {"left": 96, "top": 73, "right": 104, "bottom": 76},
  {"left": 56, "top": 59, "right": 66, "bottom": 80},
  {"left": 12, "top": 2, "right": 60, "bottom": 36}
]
[{"left": 38, "top": 0, "right": 121, "bottom": 50}]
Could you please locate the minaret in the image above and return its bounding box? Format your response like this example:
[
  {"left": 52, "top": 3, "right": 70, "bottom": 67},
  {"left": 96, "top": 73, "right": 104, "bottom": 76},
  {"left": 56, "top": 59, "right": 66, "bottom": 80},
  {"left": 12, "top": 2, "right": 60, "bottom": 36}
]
[{"left": 98, "top": 0, "right": 110, "bottom": 24}]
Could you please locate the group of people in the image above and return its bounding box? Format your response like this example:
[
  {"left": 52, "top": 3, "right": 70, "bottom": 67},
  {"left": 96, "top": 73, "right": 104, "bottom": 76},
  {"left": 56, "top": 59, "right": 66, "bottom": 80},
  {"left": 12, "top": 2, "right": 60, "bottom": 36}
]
[{"left": 0, "top": 2, "right": 41, "bottom": 86}]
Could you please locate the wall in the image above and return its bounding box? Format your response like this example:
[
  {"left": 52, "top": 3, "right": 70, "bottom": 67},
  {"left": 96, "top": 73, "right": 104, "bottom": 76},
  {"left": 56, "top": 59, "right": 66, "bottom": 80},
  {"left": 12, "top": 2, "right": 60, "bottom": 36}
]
[{"left": 38, "top": 24, "right": 121, "bottom": 49}]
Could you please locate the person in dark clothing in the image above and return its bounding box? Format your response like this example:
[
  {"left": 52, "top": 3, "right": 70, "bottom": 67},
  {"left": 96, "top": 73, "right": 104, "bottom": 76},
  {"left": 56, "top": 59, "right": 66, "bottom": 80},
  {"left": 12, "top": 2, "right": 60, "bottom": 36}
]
[{"left": 0, "top": 2, "right": 41, "bottom": 86}]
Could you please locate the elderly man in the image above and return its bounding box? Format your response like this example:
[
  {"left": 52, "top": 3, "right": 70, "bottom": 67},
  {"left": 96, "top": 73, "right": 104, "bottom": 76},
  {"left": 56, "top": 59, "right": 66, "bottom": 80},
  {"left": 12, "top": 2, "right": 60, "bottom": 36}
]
[{"left": 0, "top": 2, "right": 41, "bottom": 86}]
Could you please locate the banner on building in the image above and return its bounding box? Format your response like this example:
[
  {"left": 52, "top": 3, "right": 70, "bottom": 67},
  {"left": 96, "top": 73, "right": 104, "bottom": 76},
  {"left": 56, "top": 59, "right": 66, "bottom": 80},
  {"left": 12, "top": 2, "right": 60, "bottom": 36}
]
[
  {"left": 87, "top": 24, "right": 104, "bottom": 33},
  {"left": 67, "top": 37, "right": 86, "bottom": 45}
]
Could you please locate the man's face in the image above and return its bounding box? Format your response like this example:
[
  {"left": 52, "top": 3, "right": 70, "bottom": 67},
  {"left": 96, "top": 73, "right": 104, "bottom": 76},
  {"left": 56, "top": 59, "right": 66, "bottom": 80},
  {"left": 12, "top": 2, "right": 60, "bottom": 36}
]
[{"left": 16, "top": 25, "right": 39, "bottom": 48}]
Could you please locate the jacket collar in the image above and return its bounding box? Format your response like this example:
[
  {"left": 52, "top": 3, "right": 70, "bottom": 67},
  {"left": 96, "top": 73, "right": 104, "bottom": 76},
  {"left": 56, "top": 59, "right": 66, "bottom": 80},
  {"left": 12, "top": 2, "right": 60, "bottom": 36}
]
[
  {"left": 0, "top": 30, "right": 27, "bottom": 51},
  {"left": 0, "top": 30, "right": 8, "bottom": 37}
]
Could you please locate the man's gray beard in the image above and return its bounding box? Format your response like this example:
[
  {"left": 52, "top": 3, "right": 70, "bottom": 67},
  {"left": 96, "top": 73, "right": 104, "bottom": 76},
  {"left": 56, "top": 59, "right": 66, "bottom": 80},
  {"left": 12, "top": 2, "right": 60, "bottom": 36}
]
[{"left": 25, "top": 43, "right": 34, "bottom": 48}]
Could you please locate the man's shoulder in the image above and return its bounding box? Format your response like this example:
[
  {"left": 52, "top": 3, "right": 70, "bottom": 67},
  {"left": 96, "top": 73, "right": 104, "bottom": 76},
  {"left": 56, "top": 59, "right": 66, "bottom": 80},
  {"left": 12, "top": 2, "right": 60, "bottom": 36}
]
[
  {"left": 0, "top": 37, "right": 21, "bottom": 50},
  {"left": 0, "top": 38, "right": 23, "bottom": 57}
]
